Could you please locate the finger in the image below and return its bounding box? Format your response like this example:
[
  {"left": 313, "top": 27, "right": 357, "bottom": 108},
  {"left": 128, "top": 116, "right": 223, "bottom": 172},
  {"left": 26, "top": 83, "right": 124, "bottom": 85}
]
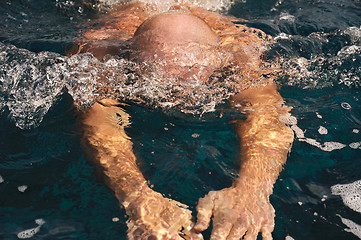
[
  {"left": 227, "top": 223, "right": 247, "bottom": 240},
  {"left": 194, "top": 192, "right": 216, "bottom": 231},
  {"left": 261, "top": 221, "right": 274, "bottom": 240},
  {"left": 261, "top": 229, "right": 273, "bottom": 240},
  {"left": 243, "top": 228, "right": 259, "bottom": 240},
  {"left": 210, "top": 221, "right": 234, "bottom": 240},
  {"left": 188, "top": 230, "right": 204, "bottom": 240}
]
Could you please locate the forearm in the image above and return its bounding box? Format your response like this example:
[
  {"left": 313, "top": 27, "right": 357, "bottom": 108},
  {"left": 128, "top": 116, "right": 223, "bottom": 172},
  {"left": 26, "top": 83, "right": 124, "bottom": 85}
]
[
  {"left": 231, "top": 85, "right": 294, "bottom": 196},
  {"left": 80, "top": 100, "right": 148, "bottom": 207}
]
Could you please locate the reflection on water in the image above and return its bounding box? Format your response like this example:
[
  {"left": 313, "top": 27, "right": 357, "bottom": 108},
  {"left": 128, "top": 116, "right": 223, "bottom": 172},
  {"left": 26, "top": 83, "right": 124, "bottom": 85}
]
[{"left": 0, "top": 0, "right": 361, "bottom": 239}]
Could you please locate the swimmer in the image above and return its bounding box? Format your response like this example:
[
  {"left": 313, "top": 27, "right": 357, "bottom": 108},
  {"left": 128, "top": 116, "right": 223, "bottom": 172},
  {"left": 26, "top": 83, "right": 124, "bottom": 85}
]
[{"left": 74, "top": 2, "right": 294, "bottom": 239}]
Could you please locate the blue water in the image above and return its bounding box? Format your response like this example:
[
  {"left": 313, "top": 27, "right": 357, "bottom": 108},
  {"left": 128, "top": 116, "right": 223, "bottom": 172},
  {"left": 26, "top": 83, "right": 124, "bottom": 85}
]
[{"left": 1, "top": 0, "right": 361, "bottom": 239}]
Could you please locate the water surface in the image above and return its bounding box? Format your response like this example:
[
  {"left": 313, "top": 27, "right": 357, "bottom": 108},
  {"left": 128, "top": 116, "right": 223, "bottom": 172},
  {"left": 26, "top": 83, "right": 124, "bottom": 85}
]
[{"left": 1, "top": 0, "right": 361, "bottom": 239}]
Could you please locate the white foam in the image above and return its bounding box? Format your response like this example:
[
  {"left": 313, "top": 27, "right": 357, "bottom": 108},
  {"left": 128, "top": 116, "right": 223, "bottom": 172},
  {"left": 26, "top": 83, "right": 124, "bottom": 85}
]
[
  {"left": 17, "top": 218, "right": 45, "bottom": 239},
  {"left": 274, "top": 32, "right": 292, "bottom": 41},
  {"left": 279, "top": 12, "right": 295, "bottom": 23},
  {"left": 279, "top": 114, "right": 297, "bottom": 125},
  {"left": 318, "top": 126, "right": 328, "bottom": 135},
  {"left": 17, "top": 185, "right": 28, "bottom": 193},
  {"left": 321, "top": 141, "right": 346, "bottom": 151},
  {"left": 281, "top": 34, "right": 361, "bottom": 89},
  {"left": 349, "top": 142, "right": 361, "bottom": 149},
  {"left": 331, "top": 180, "right": 361, "bottom": 213},
  {"left": 316, "top": 112, "right": 322, "bottom": 119},
  {"left": 0, "top": 174, "right": 3, "bottom": 183},
  {"left": 299, "top": 138, "right": 346, "bottom": 152},
  {"left": 343, "top": 26, "right": 361, "bottom": 44},
  {"left": 285, "top": 236, "right": 295, "bottom": 240},
  {"left": 292, "top": 123, "right": 346, "bottom": 151},
  {"left": 337, "top": 45, "right": 361, "bottom": 57},
  {"left": 353, "top": 129, "right": 360, "bottom": 134},
  {"left": 291, "top": 125, "right": 305, "bottom": 139},
  {"left": 337, "top": 215, "right": 361, "bottom": 239}
]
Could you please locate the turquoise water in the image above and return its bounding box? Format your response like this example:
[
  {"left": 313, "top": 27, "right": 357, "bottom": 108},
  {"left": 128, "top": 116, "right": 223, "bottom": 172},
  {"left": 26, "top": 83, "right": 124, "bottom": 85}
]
[{"left": 1, "top": 0, "right": 361, "bottom": 239}]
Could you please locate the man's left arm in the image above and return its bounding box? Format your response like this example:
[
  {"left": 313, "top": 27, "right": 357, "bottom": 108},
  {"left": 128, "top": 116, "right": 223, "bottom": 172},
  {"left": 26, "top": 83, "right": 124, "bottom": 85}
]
[{"left": 194, "top": 85, "right": 294, "bottom": 240}]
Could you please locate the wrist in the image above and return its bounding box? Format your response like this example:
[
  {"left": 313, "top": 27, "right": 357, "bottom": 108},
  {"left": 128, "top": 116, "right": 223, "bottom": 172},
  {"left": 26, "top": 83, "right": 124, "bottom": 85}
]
[
  {"left": 114, "top": 179, "right": 150, "bottom": 209},
  {"left": 233, "top": 175, "right": 273, "bottom": 198}
]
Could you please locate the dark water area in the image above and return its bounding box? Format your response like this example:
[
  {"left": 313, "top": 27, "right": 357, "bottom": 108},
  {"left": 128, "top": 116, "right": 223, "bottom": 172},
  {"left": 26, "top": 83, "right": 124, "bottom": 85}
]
[{"left": 1, "top": 0, "right": 361, "bottom": 239}]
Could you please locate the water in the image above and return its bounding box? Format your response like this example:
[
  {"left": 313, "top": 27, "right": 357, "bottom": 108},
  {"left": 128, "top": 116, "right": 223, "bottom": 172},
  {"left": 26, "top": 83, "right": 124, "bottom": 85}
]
[{"left": 0, "top": 0, "right": 361, "bottom": 239}]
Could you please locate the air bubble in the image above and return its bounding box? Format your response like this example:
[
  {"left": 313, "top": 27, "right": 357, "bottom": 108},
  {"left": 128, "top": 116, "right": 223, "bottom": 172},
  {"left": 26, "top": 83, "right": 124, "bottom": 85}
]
[
  {"left": 316, "top": 112, "right": 322, "bottom": 119},
  {"left": 191, "top": 133, "right": 200, "bottom": 138},
  {"left": 341, "top": 102, "right": 352, "bottom": 110}
]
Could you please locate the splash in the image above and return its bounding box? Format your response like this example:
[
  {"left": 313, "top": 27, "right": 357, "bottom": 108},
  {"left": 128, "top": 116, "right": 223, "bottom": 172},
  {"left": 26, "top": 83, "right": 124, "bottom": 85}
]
[
  {"left": 0, "top": 43, "right": 65, "bottom": 128},
  {"left": 96, "top": 0, "right": 235, "bottom": 12},
  {"left": 278, "top": 26, "right": 361, "bottom": 89},
  {"left": 1, "top": 42, "right": 247, "bottom": 128}
]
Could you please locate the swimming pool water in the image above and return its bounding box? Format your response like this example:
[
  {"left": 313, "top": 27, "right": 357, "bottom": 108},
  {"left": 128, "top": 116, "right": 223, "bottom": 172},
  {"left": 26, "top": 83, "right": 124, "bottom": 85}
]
[{"left": 1, "top": 0, "right": 361, "bottom": 239}]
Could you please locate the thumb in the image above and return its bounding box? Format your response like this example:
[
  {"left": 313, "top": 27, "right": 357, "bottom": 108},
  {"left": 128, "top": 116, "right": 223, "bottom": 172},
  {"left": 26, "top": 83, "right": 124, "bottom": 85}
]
[{"left": 194, "top": 191, "right": 216, "bottom": 232}]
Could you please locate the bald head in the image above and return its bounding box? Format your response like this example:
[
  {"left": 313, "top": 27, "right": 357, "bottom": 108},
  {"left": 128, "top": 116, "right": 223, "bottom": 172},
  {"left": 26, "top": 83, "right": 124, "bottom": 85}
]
[
  {"left": 131, "top": 12, "right": 218, "bottom": 54},
  {"left": 128, "top": 12, "right": 219, "bottom": 81}
]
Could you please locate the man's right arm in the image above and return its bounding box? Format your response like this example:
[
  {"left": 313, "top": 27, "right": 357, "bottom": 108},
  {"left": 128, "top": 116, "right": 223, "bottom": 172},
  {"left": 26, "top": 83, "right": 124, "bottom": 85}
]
[{"left": 80, "top": 99, "right": 202, "bottom": 240}]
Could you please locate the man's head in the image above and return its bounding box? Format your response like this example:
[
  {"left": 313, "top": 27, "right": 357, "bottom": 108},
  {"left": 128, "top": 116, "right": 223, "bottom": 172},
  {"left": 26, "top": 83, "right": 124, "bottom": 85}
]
[{"left": 129, "top": 12, "right": 221, "bottom": 81}]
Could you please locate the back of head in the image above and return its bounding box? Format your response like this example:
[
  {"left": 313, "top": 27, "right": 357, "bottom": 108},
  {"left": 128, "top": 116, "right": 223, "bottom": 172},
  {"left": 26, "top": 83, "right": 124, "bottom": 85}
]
[
  {"left": 128, "top": 12, "right": 220, "bottom": 81},
  {"left": 130, "top": 12, "right": 218, "bottom": 56}
]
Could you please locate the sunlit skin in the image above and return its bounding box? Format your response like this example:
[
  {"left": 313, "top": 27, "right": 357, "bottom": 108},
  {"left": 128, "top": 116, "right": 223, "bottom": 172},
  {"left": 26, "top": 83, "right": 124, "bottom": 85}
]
[{"left": 74, "top": 2, "right": 294, "bottom": 239}]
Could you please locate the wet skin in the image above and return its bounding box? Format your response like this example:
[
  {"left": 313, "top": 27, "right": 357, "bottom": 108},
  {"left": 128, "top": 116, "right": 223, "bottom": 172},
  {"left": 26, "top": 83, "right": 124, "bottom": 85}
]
[{"left": 75, "top": 2, "right": 294, "bottom": 239}]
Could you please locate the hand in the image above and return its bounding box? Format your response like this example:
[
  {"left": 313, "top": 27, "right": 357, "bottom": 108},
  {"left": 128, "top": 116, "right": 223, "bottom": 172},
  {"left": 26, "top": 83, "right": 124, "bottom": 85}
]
[
  {"left": 126, "top": 187, "right": 203, "bottom": 240},
  {"left": 194, "top": 186, "right": 275, "bottom": 240}
]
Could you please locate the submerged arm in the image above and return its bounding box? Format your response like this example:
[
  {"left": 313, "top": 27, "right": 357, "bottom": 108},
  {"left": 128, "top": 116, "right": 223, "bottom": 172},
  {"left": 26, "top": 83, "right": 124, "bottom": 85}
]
[
  {"left": 195, "top": 85, "right": 294, "bottom": 240},
  {"left": 234, "top": 84, "right": 294, "bottom": 196},
  {"left": 80, "top": 99, "right": 202, "bottom": 240}
]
